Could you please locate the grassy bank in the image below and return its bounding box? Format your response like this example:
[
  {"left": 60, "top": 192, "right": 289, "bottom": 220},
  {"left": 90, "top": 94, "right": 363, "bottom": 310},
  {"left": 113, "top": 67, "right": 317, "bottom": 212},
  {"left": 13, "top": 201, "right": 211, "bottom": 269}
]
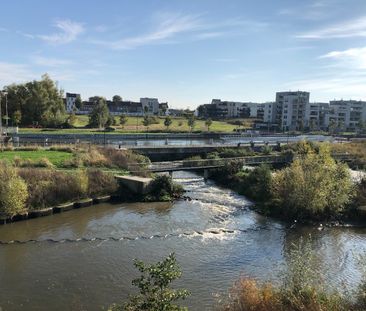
[{"left": 18, "top": 115, "right": 252, "bottom": 134}]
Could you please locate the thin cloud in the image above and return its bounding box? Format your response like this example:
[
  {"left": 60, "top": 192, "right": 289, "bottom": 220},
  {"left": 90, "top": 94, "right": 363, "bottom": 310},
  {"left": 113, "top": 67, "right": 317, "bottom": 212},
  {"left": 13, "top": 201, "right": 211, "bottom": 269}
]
[
  {"left": 39, "top": 19, "right": 85, "bottom": 44},
  {"left": 321, "top": 46, "right": 366, "bottom": 69},
  {"left": 296, "top": 15, "right": 366, "bottom": 39},
  {"left": 0, "top": 62, "right": 38, "bottom": 85},
  {"left": 32, "top": 56, "right": 73, "bottom": 67},
  {"left": 91, "top": 12, "right": 268, "bottom": 50}
]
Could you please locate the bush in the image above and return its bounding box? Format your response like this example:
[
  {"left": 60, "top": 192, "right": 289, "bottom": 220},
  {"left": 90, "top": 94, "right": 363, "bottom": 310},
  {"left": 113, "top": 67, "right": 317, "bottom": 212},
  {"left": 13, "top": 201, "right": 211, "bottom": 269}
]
[
  {"left": 87, "top": 169, "right": 118, "bottom": 197},
  {"left": 148, "top": 175, "right": 183, "bottom": 201},
  {"left": 110, "top": 253, "right": 189, "bottom": 311},
  {"left": 271, "top": 144, "right": 355, "bottom": 220},
  {"left": 0, "top": 162, "right": 28, "bottom": 217}
]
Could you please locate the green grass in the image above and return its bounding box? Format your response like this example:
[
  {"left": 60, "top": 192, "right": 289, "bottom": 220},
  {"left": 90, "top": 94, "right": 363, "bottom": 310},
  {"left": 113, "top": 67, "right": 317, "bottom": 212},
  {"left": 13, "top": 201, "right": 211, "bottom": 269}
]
[
  {"left": 19, "top": 116, "right": 252, "bottom": 134},
  {"left": 0, "top": 150, "right": 73, "bottom": 167}
]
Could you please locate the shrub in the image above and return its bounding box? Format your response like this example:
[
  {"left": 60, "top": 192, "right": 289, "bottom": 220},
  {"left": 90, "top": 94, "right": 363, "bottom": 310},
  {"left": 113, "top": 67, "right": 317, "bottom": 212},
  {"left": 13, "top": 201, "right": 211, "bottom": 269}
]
[
  {"left": 271, "top": 144, "right": 355, "bottom": 220},
  {"left": 148, "top": 175, "right": 183, "bottom": 201},
  {"left": 110, "top": 253, "right": 189, "bottom": 311},
  {"left": 87, "top": 169, "right": 118, "bottom": 197},
  {"left": 0, "top": 162, "right": 28, "bottom": 217}
]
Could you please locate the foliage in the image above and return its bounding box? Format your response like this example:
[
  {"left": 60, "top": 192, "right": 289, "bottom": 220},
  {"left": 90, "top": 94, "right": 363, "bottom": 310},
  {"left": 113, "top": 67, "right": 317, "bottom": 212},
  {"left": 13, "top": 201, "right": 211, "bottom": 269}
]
[
  {"left": 187, "top": 115, "right": 195, "bottom": 132},
  {"left": 0, "top": 162, "right": 28, "bottom": 217},
  {"left": 164, "top": 116, "right": 172, "bottom": 130},
  {"left": 110, "top": 253, "right": 189, "bottom": 311},
  {"left": 113, "top": 95, "right": 122, "bottom": 102},
  {"left": 88, "top": 97, "right": 110, "bottom": 128},
  {"left": 205, "top": 118, "right": 213, "bottom": 131},
  {"left": 147, "top": 175, "right": 183, "bottom": 201},
  {"left": 3, "top": 74, "right": 66, "bottom": 127},
  {"left": 220, "top": 237, "right": 351, "bottom": 311},
  {"left": 271, "top": 144, "right": 355, "bottom": 220},
  {"left": 75, "top": 95, "right": 83, "bottom": 110},
  {"left": 120, "top": 114, "right": 127, "bottom": 128},
  {"left": 87, "top": 169, "right": 118, "bottom": 197}
]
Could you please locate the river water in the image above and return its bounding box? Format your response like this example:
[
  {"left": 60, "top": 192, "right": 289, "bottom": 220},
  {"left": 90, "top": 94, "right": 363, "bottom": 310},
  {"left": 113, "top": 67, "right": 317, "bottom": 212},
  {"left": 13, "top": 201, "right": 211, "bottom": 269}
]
[{"left": 0, "top": 171, "right": 365, "bottom": 310}]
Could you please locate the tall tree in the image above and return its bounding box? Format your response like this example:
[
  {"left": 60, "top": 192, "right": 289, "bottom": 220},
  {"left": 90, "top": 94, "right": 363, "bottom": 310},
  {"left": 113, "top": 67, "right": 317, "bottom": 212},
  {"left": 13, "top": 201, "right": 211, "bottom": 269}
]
[
  {"left": 75, "top": 95, "right": 83, "bottom": 110},
  {"left": 88, "top": 98, "right": 110, "bottom": 128},
  {"left": 142, "top": 115, "right": 151, "bottom": 133},
  {"left": 119, "top": 114, "right": 127, "bottom": 129},
  {"left": 205, "top": 118, "right": 213, "bottom": 132},
  {"left": 112, "top": 95, "right": 122, "bottom": 103},
  {"left": 187, "top": 115, "right": 196, "bottom": 133},
  {"left": 164, "top": 116, "right": 172, "bottom": 131}
]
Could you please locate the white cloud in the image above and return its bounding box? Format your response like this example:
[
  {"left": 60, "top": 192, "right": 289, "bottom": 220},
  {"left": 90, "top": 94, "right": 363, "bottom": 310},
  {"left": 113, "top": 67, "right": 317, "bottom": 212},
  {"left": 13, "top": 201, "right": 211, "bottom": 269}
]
[
  {"left": 296, "top": 15, "right": 366, "bottom": 39},
  {"left": 32, "top": 56, "right": 73, "bottom": 67},
  {"left": 92, "top": 13, "right": 201, "bottom": 49},
  {"left": 39, "top": 19, "right": 85, "bottom": 44},
  {"left": 0, "top": 62, "right": 38, "bottom": 86},
  {"left": 91, "top": 13, "right": 267, "bottom": 50},
  {"left": 320, "top": 46, "right": 366, "bottom": 69}
]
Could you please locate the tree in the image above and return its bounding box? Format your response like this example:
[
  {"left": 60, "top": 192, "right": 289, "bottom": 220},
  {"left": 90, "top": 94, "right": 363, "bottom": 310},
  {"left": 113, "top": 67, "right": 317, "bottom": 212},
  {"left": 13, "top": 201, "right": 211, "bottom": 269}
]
[
  {"left": 67, "top": 113, "right": 77, "bottom": 127},
  {"left": 3, "top": 74, "right": 66, "bottom": 127},
  {"left": 106, "top": 114, "right": 116, "bottom": 127},
  {"left": 75, "top": 95, "right": 83, "bottom": 110},
  {"left": 142, "top": 115, "right": 151, "bottom": 133},
  {"left": 187, "top": 115, "right": 195, "bottom": 132},
  {"left": 164, "top": 116, "right": 172, "bottom": 131},
  {"left": 119, "top": 114, "right": 127, "bottom": 129},
  {"left": 309, "top": 119, "right": 316, "bottom": 132},
  {"left": 329, "top": 119, "right": 337, "bottom": 134},
  {"left": 88, "top": 98, "right": 110, "bottom": 128},
  {"left": 12, "top": 110, "right": 22, "bottom": 126},
  {"left": 110, "top": 253, "right": 189, "bottom": 311},
  {"left": 0, "top": 162, "right": 28, "bottom": 218},
  {"left": 113, "top": 95, "right": 122, "bottom": 103},
  {"left": 271, "top": 143, "right": 355, "bottom": 220},
  {"left": 205, "top": 118, "right": 213, "bottom": 132}
]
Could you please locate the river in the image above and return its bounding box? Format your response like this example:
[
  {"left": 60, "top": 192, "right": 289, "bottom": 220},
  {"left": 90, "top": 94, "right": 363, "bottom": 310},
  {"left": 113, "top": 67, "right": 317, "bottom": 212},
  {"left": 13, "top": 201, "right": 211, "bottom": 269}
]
[{"left": 0, "top": 171, "right": 365, "bottom": 310}]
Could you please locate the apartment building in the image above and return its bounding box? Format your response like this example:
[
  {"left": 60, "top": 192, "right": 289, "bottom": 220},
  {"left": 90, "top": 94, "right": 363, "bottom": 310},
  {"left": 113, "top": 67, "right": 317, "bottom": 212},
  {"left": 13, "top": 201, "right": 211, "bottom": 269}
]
[
  {"left": 197, "top": 99, "right": 251, "bottom": 119},
  {"left": 140, "top": 98, "right": 160, "bottom": 115},
  {"left": 324, "top": 100, "right": 366, "bottom": 130},
  {"left": 65, "top": 93, "right": 80, "bottom": 113},
  {"left": 276, "top": 91, "right": 310, "bottom": 131}
]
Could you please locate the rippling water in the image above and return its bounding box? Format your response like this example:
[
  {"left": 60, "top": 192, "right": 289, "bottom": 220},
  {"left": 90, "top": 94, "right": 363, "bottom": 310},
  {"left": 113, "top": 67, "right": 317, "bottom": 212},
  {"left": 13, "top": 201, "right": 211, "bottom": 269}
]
[{"left": 0, "top": 171, "right": 365, "bottom": 311}]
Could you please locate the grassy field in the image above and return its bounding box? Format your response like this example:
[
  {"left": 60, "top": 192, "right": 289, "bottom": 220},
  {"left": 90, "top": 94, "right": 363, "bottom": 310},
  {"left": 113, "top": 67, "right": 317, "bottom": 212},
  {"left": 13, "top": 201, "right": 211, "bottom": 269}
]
[
  {"left": 0, "top": 150, "right": 73, "bottom": 167},
  {"left": 19, "top": 115, "right": 254, "bottom": 134}
]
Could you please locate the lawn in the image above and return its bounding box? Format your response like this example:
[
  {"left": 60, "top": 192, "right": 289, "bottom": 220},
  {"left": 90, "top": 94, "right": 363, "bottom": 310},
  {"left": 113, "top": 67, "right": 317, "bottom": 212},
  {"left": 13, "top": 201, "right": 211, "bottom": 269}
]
[
  {"left": 19, "top": 116, "right": 253, "bottom": 134},
  {"left": 0, "top": 150, "right": 73, "bottom": 167}
]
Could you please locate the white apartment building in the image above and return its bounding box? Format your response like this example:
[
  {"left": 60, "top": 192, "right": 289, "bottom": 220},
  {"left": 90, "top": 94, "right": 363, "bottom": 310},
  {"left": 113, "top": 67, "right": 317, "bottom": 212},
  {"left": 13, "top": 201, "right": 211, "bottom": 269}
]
[
  {"left": 140, "top": 98, "right": 160, "bottom": 115},
  {"left": 324, "top": 100, "right": 366, "bottom": 130},
  {"left": 276, "top": 91, "right": 310, "bottom": 130},
  {"left": 305, "top": 102, "right": 329, "bottom": 130},
  {"left": 65, "top": 93, "right": 80, "bottom": 113}
]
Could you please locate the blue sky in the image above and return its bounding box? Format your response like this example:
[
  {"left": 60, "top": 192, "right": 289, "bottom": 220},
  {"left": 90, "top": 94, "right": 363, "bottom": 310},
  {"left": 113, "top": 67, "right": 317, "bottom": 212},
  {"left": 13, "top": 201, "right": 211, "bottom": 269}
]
[{"left": 0, "top": 0, "right": 366, "bottom": 108}]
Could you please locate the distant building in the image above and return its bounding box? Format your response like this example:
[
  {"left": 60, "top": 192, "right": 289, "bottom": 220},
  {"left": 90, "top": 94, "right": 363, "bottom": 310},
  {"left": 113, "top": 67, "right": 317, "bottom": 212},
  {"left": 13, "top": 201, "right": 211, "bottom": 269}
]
[
  {"left": 276, "top": 91, "right": 310, "bottom": 131},
  {"left": 65, "top": 93, "right": 80, "bottom": 113},
  {"left": 140, "top": 98, "right": 160, "bottom": 115},
  {"left": 197, "top": 99, "right": 251, "bottom": 119},
  {"left": 324, "top": 100, "right": 366, "bottom": 130}
]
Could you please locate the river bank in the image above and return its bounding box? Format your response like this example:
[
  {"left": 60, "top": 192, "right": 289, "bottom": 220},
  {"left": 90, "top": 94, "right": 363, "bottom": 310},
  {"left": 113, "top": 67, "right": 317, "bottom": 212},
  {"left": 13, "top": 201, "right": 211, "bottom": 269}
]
[{"left": 1, "top": 171, "right": 366, "bottom": 310}]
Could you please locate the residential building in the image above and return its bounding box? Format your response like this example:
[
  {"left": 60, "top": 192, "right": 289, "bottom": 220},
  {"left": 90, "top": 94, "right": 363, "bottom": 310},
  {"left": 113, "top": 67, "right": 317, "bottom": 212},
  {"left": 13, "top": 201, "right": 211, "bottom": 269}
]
[
  {"left": 276, "top": 91, "right": 310, "bottom": 131},
  {"left": 65, "top": 93, "right": 80, "bottom": 113},
  {"left": 305, "top": 102, "right": 329, "bottom": 130},
  {"left": 324, "top": 100, "right": 366, "bottom": 130},
  {"left": 197, "top": 99, "right": 251, "bottom": 119},
  {"left": 140, "top": 98, "right": 160, "bottom": 115}
]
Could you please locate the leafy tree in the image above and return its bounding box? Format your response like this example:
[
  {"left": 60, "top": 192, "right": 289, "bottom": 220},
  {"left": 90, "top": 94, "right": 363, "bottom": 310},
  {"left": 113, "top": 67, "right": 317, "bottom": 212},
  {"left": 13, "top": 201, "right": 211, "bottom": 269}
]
[
  {"left": 110, "top": 253, "right": 189, "bottom": 311},
  {"left": 143, "top": 105, "right": 149, "bottom": 115},
  {"left": 120, "top": 114, "right": 127, "bottom": 128},
  {"left": 328, "top": 119, "right": 337, "bottom": 134},
  {"left": 88, "top": 98, "right": 110, "bottom": 128},
  {"left": 0, "top": 162, "right": 28, "bottom": 218},
  {"left": 106, "top": 114, "right": 116, "bottom": 127},
  {"left": 142, "top": 115, "right": 151, "bottom": 133},
  {"left": 12, "top": 110, "right": 22, "bottom": 126},
  {"left": 271, "top": 143, "right": 355, "bottom": 220},
  {"left": 113, "top": 95, "right": 122, "bottom": 103},
  {"left": 67, "top": 113, "right": 77, "bottom": 127},
  {"left": 309, "top": 119, "right": 317, "bottom": 132},
  {"left": 205, "top": 118, "right": 212, "bottom": 132},
  {"left": 164, "top": 116, "right": 172, "bottom": 131},
  {"left": 187, "top": 115, "right": 195, "bottom": 132},
  {"left": 75, "top": 95, "right": 83, "bottom": 110},
  {"left": 3, "top": 74, "right": 66, "bottom": 127}
]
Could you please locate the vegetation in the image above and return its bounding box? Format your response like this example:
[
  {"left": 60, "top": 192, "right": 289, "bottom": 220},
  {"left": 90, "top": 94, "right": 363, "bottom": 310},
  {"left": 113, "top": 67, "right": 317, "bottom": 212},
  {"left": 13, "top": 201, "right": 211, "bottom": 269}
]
[
  {"left": 210, "top": 141, "right": 360, "bottom": 222},
  {"left": 220, "top": 237, "right": 366, "bottom": 311},
  {"left": 0, "top": 162, "right": 28, "bottom": 218},
  {"left": 330, "top": 141, "right": 366, "bottom": 170},
  {"left": 88, "top": 97, "right": 111, "bottom": 128},
  {"left": 109, "top": 253, "right": 189, "bottom": 311},
  {"left": 145, "top": 175, "right": 184, "bottom": 202},
  {"left": 3, "top": 74, "right": 66, "bottom": 127}
]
